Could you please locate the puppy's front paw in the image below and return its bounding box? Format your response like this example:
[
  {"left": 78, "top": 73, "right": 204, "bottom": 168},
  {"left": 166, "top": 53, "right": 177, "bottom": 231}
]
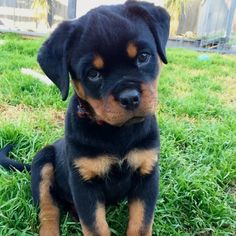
[{"left": 39, "top": 222, "right": 60, "bottom": 236}]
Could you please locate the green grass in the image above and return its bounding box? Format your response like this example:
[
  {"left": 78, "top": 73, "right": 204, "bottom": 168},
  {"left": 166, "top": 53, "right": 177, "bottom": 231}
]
[{"left": 0, "top": 33, "right": 235, "bottom": 235}]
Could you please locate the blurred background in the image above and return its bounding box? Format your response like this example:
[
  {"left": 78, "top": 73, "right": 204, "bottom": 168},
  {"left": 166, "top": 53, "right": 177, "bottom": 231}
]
[{"left": 0, "top": 0, "right": 236, "bottom": 53}]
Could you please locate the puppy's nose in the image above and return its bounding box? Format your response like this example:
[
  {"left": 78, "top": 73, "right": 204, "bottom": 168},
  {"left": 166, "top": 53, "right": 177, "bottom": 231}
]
[{"left": 118, "top": 89, "right": 140, "bottom": 110}]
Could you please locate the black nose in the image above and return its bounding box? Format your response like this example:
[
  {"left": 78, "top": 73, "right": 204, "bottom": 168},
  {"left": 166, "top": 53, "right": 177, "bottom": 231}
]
[{"left": 118, "top": 89, "right": 140, "bottom": 110}]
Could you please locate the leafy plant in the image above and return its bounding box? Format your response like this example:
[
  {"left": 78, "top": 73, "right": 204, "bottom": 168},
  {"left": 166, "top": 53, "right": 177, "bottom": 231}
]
[
  {"left": 164, "top": 0, "right": 188, "bottom": 36},
  {"left": 31, "top": 0, "right": 49, "bottom": 24}
]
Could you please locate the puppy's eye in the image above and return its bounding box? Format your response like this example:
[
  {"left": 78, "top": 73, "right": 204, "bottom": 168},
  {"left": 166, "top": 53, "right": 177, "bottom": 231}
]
[
  {"left": 87, "top": 69, "right": 102, "bottom": 82},
  {"left": 137, "top": 53, "right": 151, "bottom": 66}
]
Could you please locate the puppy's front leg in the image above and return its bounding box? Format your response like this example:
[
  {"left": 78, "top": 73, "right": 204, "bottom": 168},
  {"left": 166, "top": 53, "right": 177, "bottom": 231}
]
[
  {"left": 69, "top": 172, "right": 110, "bottom": 236},
  {"left": 127, "top": 166, "right": 159, "bottom": 236}
]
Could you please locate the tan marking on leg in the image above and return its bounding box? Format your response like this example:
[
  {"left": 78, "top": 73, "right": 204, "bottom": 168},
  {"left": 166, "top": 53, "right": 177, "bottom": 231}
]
[
  {"left": 126, "top": 149, "right": 158, "bottom": 175},
  {"left": 80, "top": 221, "right": 93, "bottom": 236},
  {"left": 95, "top": 203, "right": 110, "bottom": 236},
  {"left": 73, "top": 156, "right": 117, "bottom": 181},
  {"left": 127, "top": 42, "right": 138, "bottom": 58},
  {"left": 79, "top": 203, "right": 110, "bottom": 236},
  {"left": 39, "top": 163, "right": 60, "bottom": 236},
  {"left": 143, "top": 220, "right": 153, "bottom": 236},
  {"left": 93, "top": 55, "right": 104, "bottom": 69},
  {"left": 127, "top": 200, "right": 144, "bottom": 236}
]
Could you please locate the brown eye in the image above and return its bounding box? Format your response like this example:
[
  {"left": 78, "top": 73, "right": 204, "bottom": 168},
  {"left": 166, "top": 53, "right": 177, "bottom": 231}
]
[
  {"left": 87, "top": 69, "right": 102, "bottom": 82},
  {"left": 137, "top": 53, "right": 151, "bottom": 66}
]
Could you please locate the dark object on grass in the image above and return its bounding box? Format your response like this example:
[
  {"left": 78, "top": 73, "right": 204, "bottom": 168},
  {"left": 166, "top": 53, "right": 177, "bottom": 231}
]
[{"left": 0, "top": 144, "right": 31, "bottom": 172}]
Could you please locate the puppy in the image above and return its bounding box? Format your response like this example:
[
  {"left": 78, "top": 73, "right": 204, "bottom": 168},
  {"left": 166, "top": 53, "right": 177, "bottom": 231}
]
[{"left": 0, "top": 1, "right": 170, "bottom": 235}]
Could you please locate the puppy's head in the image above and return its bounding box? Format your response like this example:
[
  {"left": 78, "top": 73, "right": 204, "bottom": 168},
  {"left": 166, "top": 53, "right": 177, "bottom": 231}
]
[{"left": 38, "top": 1, "right": 170, "bottom": 126}]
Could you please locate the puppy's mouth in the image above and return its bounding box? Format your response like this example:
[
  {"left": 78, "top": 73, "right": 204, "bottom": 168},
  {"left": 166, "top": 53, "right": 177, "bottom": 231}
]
[
  {"left": 73, "top": 79, "right": 157, "bottom": 126},
  {"left": 76, "top": 96, "right": 146, "bottom": 126},
  {"left": 123, "top": 116, "right": 145, "bottom": 126},
  {"left": 114, "top": 116, "right": 145, "bottom": 127}
]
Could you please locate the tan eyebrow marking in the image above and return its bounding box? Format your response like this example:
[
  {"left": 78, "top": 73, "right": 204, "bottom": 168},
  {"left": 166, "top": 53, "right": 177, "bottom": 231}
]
[
  {"left": 127, "top": 42, "right": 138, "bottom": 58},
  {"left": 93, "top": 55, "right": 104, "bottom": 69}
]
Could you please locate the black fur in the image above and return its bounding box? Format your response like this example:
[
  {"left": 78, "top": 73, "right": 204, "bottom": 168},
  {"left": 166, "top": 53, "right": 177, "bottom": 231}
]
[
  {"left": 38, "top": 1, "right": 170, "bottom": 100},
  {"left": 0, "top": 1, "right": 170, "bottom": 235},
  {"left": 0, "top": 144, "right": 30, "bottom": 172}
]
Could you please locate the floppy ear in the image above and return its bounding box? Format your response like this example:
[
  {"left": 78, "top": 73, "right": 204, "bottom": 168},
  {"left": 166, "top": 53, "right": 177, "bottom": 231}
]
[
  {"left": 37, "top": 21, "right": 76, "bottom": 100},
  {"left": 126, "top": 1, "right": 170, "bottom": 64}
]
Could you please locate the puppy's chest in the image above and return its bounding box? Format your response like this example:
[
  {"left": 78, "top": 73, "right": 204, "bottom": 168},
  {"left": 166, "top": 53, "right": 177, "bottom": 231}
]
[{"left": 73, "top": 149, "right": 158, "bottom": 181}]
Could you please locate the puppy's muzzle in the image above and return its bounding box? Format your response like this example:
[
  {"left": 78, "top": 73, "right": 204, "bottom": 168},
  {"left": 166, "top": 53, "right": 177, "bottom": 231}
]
[
  {"left": 113, "top": 80, "right": 141, "bottom": 111},
  {"left": 118, "top": 89, "right": 140, "bottom": 111}
]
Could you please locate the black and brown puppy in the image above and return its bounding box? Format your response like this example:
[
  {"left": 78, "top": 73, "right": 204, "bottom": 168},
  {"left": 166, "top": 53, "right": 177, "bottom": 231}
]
[{"left": 0, "top": 1, "right": 170, "bottom": 235}]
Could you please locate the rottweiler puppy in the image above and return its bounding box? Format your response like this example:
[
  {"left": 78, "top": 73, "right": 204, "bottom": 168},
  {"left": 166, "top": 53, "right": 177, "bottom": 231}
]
[{"left": 0, "top": 1, "right": 170, "bottom": 235}]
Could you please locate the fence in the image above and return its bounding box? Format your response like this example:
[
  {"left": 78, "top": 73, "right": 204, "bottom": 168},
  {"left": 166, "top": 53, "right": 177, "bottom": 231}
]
[
  {"left": 0, "top": 0, "right": 235, "bottom": 53},
  {"left": 167, "top": 0, "right": 236, "bottom": 53},
  {"left": 0, "top": 0, "right": 67, "bottom": 33}
]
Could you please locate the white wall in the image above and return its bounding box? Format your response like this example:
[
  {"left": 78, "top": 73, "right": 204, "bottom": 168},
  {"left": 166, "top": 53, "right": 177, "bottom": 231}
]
[{"left": 77, "top": 0, "right": 164, "bottom": 17}]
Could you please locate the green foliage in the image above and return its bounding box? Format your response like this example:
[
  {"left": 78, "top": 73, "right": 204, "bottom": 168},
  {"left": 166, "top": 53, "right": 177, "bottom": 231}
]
[
  {"left": 164, "top": 0, "right": 189, "bottom": 36},
  {"left": 0, "top": 34, "right": 235, "bottom": 235},
  {"left": 31, "top": 0, "right": 49, "bottom": 23}
]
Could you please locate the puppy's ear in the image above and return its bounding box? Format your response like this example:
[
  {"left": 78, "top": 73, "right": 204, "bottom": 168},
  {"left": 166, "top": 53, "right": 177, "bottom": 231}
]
[
  {"left": 126, "top": 1, "right": 170, "bottom": 64},
  {"left": 37, "top": 21, "right": 76, "bottom": 100}
]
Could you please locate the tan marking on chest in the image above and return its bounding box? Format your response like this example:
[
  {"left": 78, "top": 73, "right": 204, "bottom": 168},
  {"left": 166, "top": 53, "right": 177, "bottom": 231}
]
[
  {"left": 126, "top": 149, "right": 158, "bottom": 175},
  {"left": 74, "top": 156, "right": 117, "bottom": 181}
]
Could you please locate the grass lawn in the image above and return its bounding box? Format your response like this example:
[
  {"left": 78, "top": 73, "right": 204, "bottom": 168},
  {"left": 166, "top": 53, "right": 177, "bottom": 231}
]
[{"left": 0, "top": 33, "right": 235, "bottom": 236}]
